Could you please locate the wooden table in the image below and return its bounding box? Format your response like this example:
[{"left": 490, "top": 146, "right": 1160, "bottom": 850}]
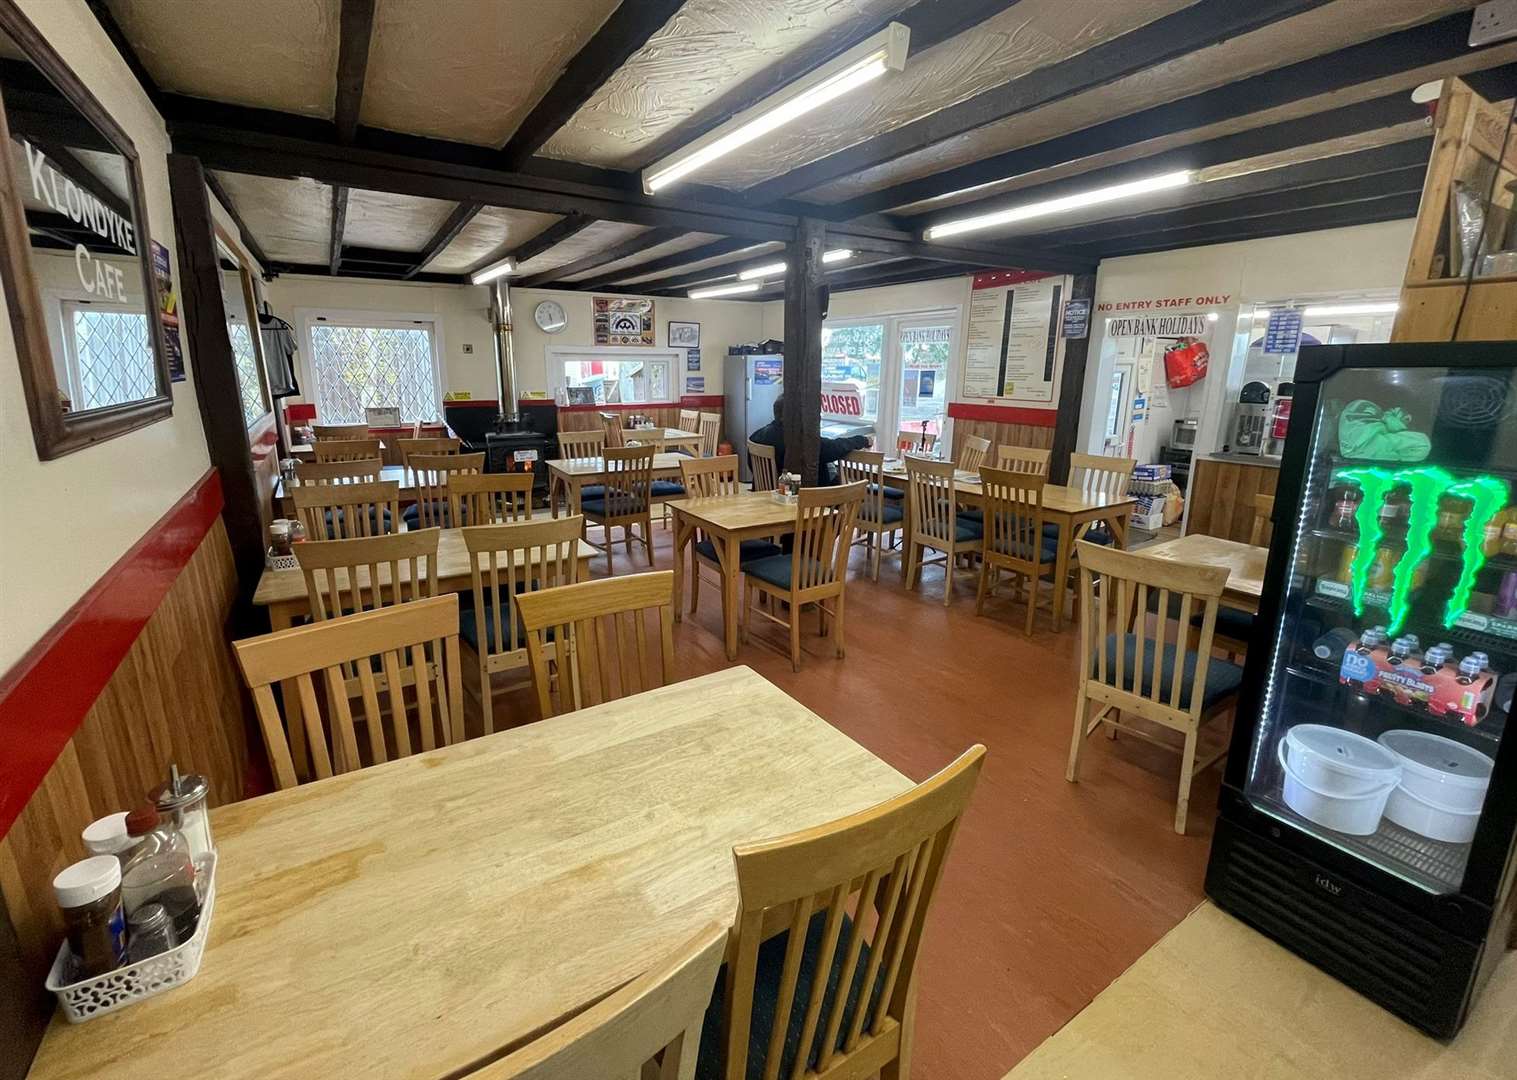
[
  {"left": 273, "top": 464, "right": 415, "bottom": 517},
  {"left": 288, "top": 438, "right": 388, "bottom": 463},
  {"left": 546, "top": 452, "right": 688, "bottom": 518},
  {"left": 668, "top": 491, "right": 799, "bottom": 661},
  {"left": 26, "top": 668, "right": 910, "bottom": 1080},
  {"left": 1139, "top": 533, "right": 1267, "bottom": 613},
  {"left": 1004, "top": 901, "right": 1517, "bottom": 1080},
  {"left": 252, "top": 526, "right": 598, "bottom": 630},
  {"left": 881, "top": 465, "right": 1136, "bottom": 630},
  {"left": 626, "top": 427, "right": 702, "bottom": 454}
]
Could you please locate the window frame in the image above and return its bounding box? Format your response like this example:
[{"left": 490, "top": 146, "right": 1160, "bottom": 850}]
[
  {"left": 546, "top": 344, "right": 681, "bottom": 407},
  {"left": 54, "top": 297, "right": 157, "bottom": 413},
  {"left": 822, "top": 306, "right": 962, "bottom": 451},
  {"left": 294, "top": 307, "right": 447, "bottom": 426}
]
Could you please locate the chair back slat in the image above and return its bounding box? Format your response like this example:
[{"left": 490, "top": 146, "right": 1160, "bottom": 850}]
[
  {"left": 311, "top": 423, "right": 370, "bottom": 440},
  {"left": 314, "top": 437, "right": 383, "bottom": 463},
  {"left": 452, "top": 472, "right": 534, "bottom": 525},
  {"left": 957, "top": 434, "right": 991, "bottom": 473},
  {"left": 697, "top": 412, "right": 722, "bottom": 456},
  {"left": 679, "top": 453, "right": 741, "bottom": 497},
  {"left": 395, "top": 436, "right": 461, "bottom": 469},
  {"left": 791, "top": 482, "right": 864, "bottom": 592},
  {"left": 748, "top": 440, "right": 778, "bottom": 492},
  {"left": 233, "top": 595, "right": 465, "bottom": 790},
  {"left": 557, "top": 429, "right": 605, "bottom": 461},
  {"left": 838, "top": 451, "right": 885, "bottom": 526},
  {"left": 293, "top": 458, "right": 382, "bottom": 486},
  {"left": 294, "top": 528, "right": 440, "bottom": 621},
  {"left": 1250, "top": 492, "right": 1275, "bottom": 547},
  {"left": 905, "top": 456, "right": 957, "bottom": 548},
  {"left": 678, "top": 407, "right": 700, "bottom": 433},
  {"left": 980, "top": 466, "right": 1046, "bottom": 574},
  {"left": 994, "top": 445, "right": 1051, "bottom": 476},
  {"left": 291, "top": 480, "right": 401, "bottom": 540},
  {"left": 600, "top": 445, "right": 655, "bottom": 519},
  {"left": 599, "top": 412, "right": 624, "bottom": 448},
  {"left": 1068, "top": 452, "right": 1135, "bottom": 501},
  {"left": 410, "top": 451, "right": 485, "bottom": 528},
  {"left": 514, "top": 572, "right": 675, "bottom": 717},
  {"left": 720, "top": 747, "right": 986, "bottom": 1080}
]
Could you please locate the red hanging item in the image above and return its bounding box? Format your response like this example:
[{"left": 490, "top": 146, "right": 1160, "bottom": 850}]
[{"left": 1162, "top": 338, "right": 1210, "bottom": 389}]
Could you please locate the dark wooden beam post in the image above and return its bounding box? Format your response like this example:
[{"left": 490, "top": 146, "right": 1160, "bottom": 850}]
[
  {"left": 783, "top": 218, "right": 825, "bottom": 486},
  {"left": 167, "top": 153, "right": 266, "bottom": 610},
  {"left": 329, "top": 0, "right": 376, "bottom": 275},
  {"left": 1049, "top": 273, "right": 1097, "bottom": 485}
]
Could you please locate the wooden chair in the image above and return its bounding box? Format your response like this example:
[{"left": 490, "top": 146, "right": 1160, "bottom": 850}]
[
  {"left": 1249, "top": 493, "right": 1276, "bottom": 547},
  {"left": 599, "top": 412, "right": 625, "bottom": 448},
  {"left": 974, "top": 467, "right": 1054, "bottom": 636},
  {"left": 904, "top": 457, "right": 981, "bottom": 606},
  {"left": 467, "top": 922, "right": 726, "bottom": 1080},
  {"left": 742, "top": 482, "right": 864, "bottom": 672},
  {"left": 293, "top": 459, "right": 382, "bottom": 485},
  {"left": 292, "top": 480, "right": 400, "bottom": 540},
  {"left": 698, "top": 411, "right": 722, "bottom": 457},
  {"left": 557, "top": 429, "right": 605, "bottom": 461},
  {"left": 395, "top": 436, "right": 461, "bottom": 472},
  {"left": 584, "top": 445, "right": 655, "bottom": 573},
  {"left": 293, "top": 528, "right": 439, "bottom": 621},
  {"left": 406, "top": 451, "right": 485, "bottom": 529},
  {"left": 514, "top": 571, "right": 675, "bottom": 717},
  {"left": 680, "top": 455, "right": 782, "bottom": 618},
  {"left": 678, "top": 407, "right": 700, "bottom": 434},
  {"left": 994, "top": 445, "right": 1051, "bottom": 475},
  {"left": 839, "top": 451, "right": 901, "bottom": 582},
  {"left": 314, "top": 437, "right": 383, "bottom": 463},
  {"left": 706, "top": 745, "right": 985, "bottom": 1080},
  {"left": 1068, "top": 452, "right": 1136, "bottom": 507},
  {"left": 1066, "top": 541, "right": 1242, "bottom": 834},
  {"left": 311, "top": 423, "right": 370, "bottom": 440},
  {"left": 462, "top": 516, "right": 583, "bottom": 734},
  {"left": 232, "top": 595, "right": 466, "bottom": 790},
  {"left": 957, "top": 434, "right": 991, "bottom": 473},
  {"left": 748, "top": 440, "right": 778, "bottom": 492},
  {"left": 452, "top": 473, "right": 534, "bottom": 525}
]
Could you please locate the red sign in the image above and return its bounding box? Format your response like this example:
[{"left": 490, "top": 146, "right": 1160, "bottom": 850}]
[{"left": 821, "top": 381, "right": 864, "bottom": 418}]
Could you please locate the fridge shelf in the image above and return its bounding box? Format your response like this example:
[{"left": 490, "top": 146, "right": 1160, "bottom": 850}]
[
  {"left": 1303, "top": 584, "right": 1517, "bottom": 659},
  {"left": 1305, "top": 525, "right": 1517, "bottom": 577},
  {"left": 1282, "top": 662, "right": 1504, "bottom": 746},
  {"left": 1325, "top": 453, "right": 1517, "bottom": 487}
]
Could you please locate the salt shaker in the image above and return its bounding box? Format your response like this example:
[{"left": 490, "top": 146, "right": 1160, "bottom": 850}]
[{"left": 126, "top": 902, "right": 179, "bottom": 963}]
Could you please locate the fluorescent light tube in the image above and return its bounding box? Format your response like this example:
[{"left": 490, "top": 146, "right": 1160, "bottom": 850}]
[
  {"left": 1302, "top": 302, "right": 1399, "bottom": 318},
  {"left": 737, "top": 249, "right": 855, "bottom": 281},
  {"left": 924, "top": 171, "right": 1194, "bottom": 240},
  {"left": 688, "top": 281, "right": 762, "bottom": 299},
  {"left": 470, "top": 257, "right": 516, "bottom": 285},
  {"left": 642, "top": 24, "right": 910, "bottom": 194}
]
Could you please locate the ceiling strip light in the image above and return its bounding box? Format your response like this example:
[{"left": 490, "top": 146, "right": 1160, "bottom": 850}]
[
  {"left": 688, "top": 281, "right": 762, "bottom": 299},
  {"left": 924, "top": 171, "right": 1194, "bottom": 240},
  {"left": 642, "top": 24, "right": 910, "bottom": 194},
  {"left": 469, "top": 257, "right": 516, "bottom": 286},
  {"left": 1302, "top": 302, "right": 1399, "bottom": 318},
  {"left": 737, "top": 248, "right": 855, "bottom": 281}
]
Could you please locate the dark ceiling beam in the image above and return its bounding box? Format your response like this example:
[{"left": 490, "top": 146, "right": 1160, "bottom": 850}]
[
  {"left": 465, "top": 212, "right": 594, "bottom": 278},
  {"left": 403, "top": 202, "right": 480, "bottom": 279},
  {"left": 203, "top": 170, "right": 273, "bottom": 272},
  {"left": 270, "top": 260, "right": 466, "bottom": 285},
  {"left": 515, "top": 226, "right": 685, "bottom": 289},
  {"left": 498, "top": 0, "right": 686, "bottom": 167},
  {"left": 328, "top": 187, "right": 349, "bottom": 275},
  {"left": 748, "top": 258, "right": 980, "bottom": 301},
  {"left": 329, "top": 0, "right": 377, "bottom": 275},
  {"left": 742, "top": 0, "right": 1334, "bottom": 204},
  {"left": 643, "top": 251, "right": 907, "bottom": 297},
  {"left": 571, "top": 237, "right": 764, "bottom": 289},
  {"left": 825, "top": 224, "right": 1092, "bottom": 273},
  {"left": 845, "top": 14, "right": 1500, "bottom": 221},
  {"left": 84, "top": 0, "right": 160, "bottom": 105}
]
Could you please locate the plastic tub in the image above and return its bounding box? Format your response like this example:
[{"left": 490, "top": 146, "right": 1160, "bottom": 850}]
[
  {"left": 1376, "top": 730, "right": 1494, "bottom": 814},
  {"left": 1278, "top": 741, "right": 1398, "bottom": 835},
  {"left": 1282, "top": 724, "right": 1402, "bottom": 797},
  {"left": 1383, "top": 784, "right": 1482, "bottom": 844}
]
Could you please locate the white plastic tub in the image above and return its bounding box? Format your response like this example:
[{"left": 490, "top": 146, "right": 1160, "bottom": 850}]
[
  {"left": 1282, "top": 724, "right": 1402, "bottom": 797},
  {"left": 1278, "top": 740, "right": 1399, "bottom": 835},
  {"left": 1377, "top": 730, "right": 1494, "bottom": 814},
  {"left": 1383, "top": 785, "right": 1482, "bottom": 844}
]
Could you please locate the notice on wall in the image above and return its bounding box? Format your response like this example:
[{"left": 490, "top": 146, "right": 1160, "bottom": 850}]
[
  {"left": 152, "top": 240, "right": 184, "bottom": 381},
  {"left": 963, "top": 271, "right": 1064, "bottom": 406},
  {"left": 685, "top": 348, "right": 701, "bottom": 371},
  {"left": 685, "top": 375, "right": 705, "bottom": 394},
  {"left": 593, "top": 296, "right": 654, "bottom": 346},
  {"left": 1264, "top": 309, "right": 1303, "bottom": 354}
]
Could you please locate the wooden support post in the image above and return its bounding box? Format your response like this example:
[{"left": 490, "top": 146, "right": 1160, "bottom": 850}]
[
  {"left": 784, "top": 217, "right": 825, "bottom": 486},
  {"left": 1050, "top": 272, "right": 1097, "bottom": 485}
]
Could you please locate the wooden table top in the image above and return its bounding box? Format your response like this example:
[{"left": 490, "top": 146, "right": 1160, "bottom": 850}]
[
  {"left": 666, "top": 490, "right": 800, "bottom": 532},
  {"left": 879, "top": 465, "right": 1136, "bottom": 516},
  {"left": 546, "top": 452, "right": 688, "bottom": 477},
  {"left": 251, "top": 526, "right": 598, "bottom": 608},
  {"left": 1004, "top": 902, "right": 1517, "bottom": 1080},
  {"left": 28, "top": 668, "right": 908, "bottom": 1080},
  {"left": 1138, "top": 534, "right": 1267, "bottom": 599}
]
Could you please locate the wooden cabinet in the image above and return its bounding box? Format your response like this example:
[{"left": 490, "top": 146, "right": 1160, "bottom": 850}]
[{"left": 1185, "top": 456, "right": 1279, "bottom": 543}]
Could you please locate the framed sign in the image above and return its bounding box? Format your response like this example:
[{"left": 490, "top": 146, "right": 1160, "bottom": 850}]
[
  {"left": 594, "top": 296, "right": 654, "bottom": 346},
  {"left": 668, "top": 320, "right": 699, "bottom": 348},
  {"left": 962, "top": 271, "right": 1065, "bottom": 406}
]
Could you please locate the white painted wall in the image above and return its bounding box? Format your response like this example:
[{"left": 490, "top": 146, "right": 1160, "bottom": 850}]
[{"left": 0, "top": 0, "right": 213, "bottom": 673}]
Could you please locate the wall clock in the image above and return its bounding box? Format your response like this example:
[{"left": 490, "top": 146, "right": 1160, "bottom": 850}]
[{"left": 534, "top": 300, "right": 568, "bottom": 334}]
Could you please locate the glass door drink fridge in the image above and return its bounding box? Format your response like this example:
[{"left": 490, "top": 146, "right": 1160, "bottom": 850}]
[{"left": 1206, "top": 342, "right": 1517, "bottom": 1039}]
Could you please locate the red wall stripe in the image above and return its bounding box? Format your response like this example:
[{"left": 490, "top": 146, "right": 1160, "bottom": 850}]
[
  {"left": 0, "top": 469, "right": 225, "bottom": 837},
  {"left": 947, "top": 401, "right": 1059, "bottom": 427}
]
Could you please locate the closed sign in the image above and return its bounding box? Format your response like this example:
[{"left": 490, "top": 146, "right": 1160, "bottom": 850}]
[{"left": 821, "top": 382, "right": 864, "bottom": 418}]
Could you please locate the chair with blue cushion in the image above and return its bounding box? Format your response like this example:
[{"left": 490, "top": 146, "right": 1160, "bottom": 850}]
[
  {"left": 747, "top": 439, "right": 779, "bottom": 492},
  {"left": 462, "top": 515, "right": 582, "bottom": 734},
  {"left": 962, "top": 445, "right": 1050, "bottom": 525},
  {"left": 292, "top": 479, "right": 401, "bottom": 541},
  {"left": 839, "top": 450, "right": 901, "bottom": 582},
  {"left": 957, "top": 433, "right": 991, "bottom": 473},
  {"left": 1067, "top": 540, "right": 1241, "bottom": 834},
  {"left": 742, "top": 482, "right": 863, "bottom": 671},
  {"left": 451, "top": 471, "right": 534, "bottom": 526},
  {"left": 293, "top": 527, "right": 439, "bottom": 623},
  {"left": 405, "top": 451, "right": 484, "bottom": 530},
  {"left": 974, "top": 466, "right": 1057, "bottom": 636},
  {"left": 700, "top": 745, "right": 985, "bottom": 1080},
  {"left": 679, "top": 454, "right": 781, "bottom": 619},
  {"left": 904, "top": 457, "right": 982, "bottom": 606},
  {"left": 583, "top": 445, "right": 655, "bottom": 574}
]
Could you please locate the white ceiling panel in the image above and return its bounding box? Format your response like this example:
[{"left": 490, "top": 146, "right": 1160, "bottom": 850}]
[
  {"left": 108, "top": 0, "right": 339, "bottom": 117},
  {"left": 341, "top": 190, "right": 457, "bottom": 252},
  {"left": 360, "top": 0, "right": 621, "bottom": 146},
  {"left": 426, "top": 206, "right": 563, "bottom": 274},
  {"left": 557, "top": 232, "right": 724, "bottom": 282},
  {"left": 511, "top": 220, "right": 650, "bottom": 277},
  {"left": 209, "top": 172, "right": 332, "bottom": 265},
  {"left": 614, "top": 241, "right": 783, "bottom": 285}
]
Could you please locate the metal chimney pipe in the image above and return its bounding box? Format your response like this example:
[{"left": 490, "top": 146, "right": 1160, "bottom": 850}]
[{"left": 491, "top": 279, "right": 519, "bottom": 426}]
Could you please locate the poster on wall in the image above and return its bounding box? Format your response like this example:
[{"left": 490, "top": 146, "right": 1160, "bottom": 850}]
[
  {"left": 152, "top": 240, "right": 184, "bottom": 381},
  {"left": 686, "top": 348, "right": 701, "bottom": 371},
  {"left": 685, "top": 375, "right": 705, "bottom": 394},
  {"left": 1104, "top": 312, "right": 1215, "bottom": 391},
  {"left": 962, "top": 271, "right": 1064, "bottom": 405},
  {"left": 593, "top": 296, "right": 654, "bottom": 346}
]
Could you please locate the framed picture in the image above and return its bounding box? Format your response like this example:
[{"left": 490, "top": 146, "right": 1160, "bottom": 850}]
[
  {"left": 668, "top": 320, "right": 700, "bottom": 348},
  {"left": 594, "top": 296, "right": 654, "bottom": 346}
]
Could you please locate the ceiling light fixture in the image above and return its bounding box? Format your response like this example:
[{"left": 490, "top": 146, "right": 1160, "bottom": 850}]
[
  {"left": 1303, "top": 302, "right": 1400, "bottom": 318},
  {"left": 688, "top": 281, "right": 763, "bottom": 299},
  {"left": 924, "top": 170, "right": 1194, "bottom": 240},
  {"left": 737, "top": 248, "right": 856, "bottom": 281},
  {"left": 642, "top": 24, "right": 910, "bottom": 194},
  {"left": 469, "top": 257, "right": 516, "bottom": 286}
]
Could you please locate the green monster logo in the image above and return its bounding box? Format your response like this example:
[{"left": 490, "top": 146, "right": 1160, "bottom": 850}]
[{"left": 1333, "top": 467, "right": 1509, "bottom": 634}]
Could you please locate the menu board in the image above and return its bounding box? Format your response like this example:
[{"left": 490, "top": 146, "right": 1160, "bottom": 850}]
[{"left": 963, "top": 272, "right": 1064, "bottom": 406}]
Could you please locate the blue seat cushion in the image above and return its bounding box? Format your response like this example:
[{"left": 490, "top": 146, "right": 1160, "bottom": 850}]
[
  {"left": 992, "top": 537, "right": 1058, "bottom": 564},
  {"left": 869, "top": 483, "right": 905, "bottom": 501},
  {"left": 402, "top": 501, "right": 462, "bottom": 530},
  {"left": 1212, "top": 604, "right": 1256, "bottom": 643},
  {"left": 320, "top": 506, "right": 392, "bottom": 538},
  {"left": 578, "top": 484, "right": 605, "bottom": 499},
  {"left": 743, "top": 553, "right": 834, "bottom": 592},
  {"left": 580, "top": 496, "right": 648, "bottom": 517},
  {"left": 695, "top": 538, "right": 784, "bottom": 564},
  {"left": 860, "top": 501, "right": 904, "bottom": 526},
  {"left": 651, "top": 480, "right": 685, "bottom": 496},
  {"left": 696, "top": 910, "right": 884, "bottom": 1080},
  {"left": 459, "top": 594, "right": 552, "bottom": 652},
  {"left": 953, "top": 516, "right": 983, "bottom": 543},
  {"left": 1101, "top": 633, "right": 1244, "bottom": 710},
  {"left": 1044, "top": 522, "right": 1113, "bottom": 545}
]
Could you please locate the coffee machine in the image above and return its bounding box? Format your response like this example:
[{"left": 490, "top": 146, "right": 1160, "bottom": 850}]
[{"left": 1230, "top": 381, "right": 1271, "bottom": 455}]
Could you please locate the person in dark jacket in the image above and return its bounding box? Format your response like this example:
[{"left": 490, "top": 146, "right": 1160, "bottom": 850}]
[{"left": 749, "top": 394, "right": 871, "bottom": 486}]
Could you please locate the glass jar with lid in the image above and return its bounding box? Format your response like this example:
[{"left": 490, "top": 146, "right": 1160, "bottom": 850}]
[{"left": 150, "top": 768, "right": 212, "bottom": 861}]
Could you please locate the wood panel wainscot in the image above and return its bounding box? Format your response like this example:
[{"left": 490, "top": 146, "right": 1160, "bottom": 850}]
[
  {"left": 1186, "top": 456, "right": 1280, "bottom": 543},
  {"left": 946, "top": 402, "right": 1057, "bottom": 464},
  {"left": 0, "top": 470, "right": 251, "bottom": 1079}
]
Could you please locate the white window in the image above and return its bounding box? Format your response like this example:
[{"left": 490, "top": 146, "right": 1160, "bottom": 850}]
[
  {"left": 304, "top": 314, "right": 442, "bottom": 424},
  {"left": 548, "top": 347, "right": 677, "bottom": 406},
  {"left": 227, "top": 319, "right": 265, "bottom": 427},
  {"left": 59, "top": 300, "right": 155, "bottom": 411}
]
